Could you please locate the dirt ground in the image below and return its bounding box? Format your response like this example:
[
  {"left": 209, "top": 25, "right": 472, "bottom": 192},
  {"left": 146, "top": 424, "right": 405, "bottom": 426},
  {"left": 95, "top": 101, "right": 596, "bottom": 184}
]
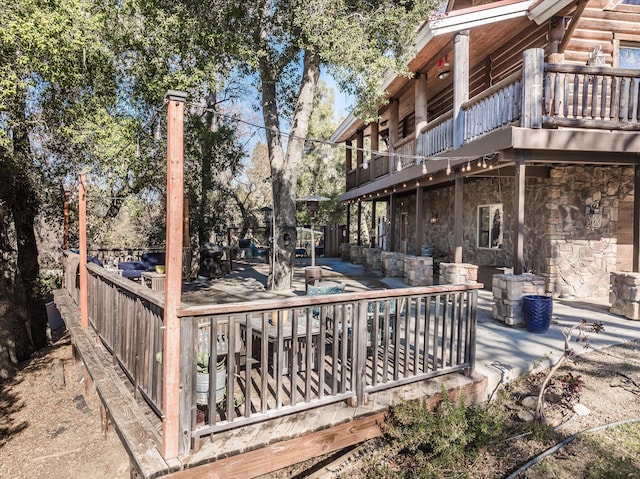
[
  {"left": 1, "top": 331, "right": 639, "bottom": 479},
  {"left": 0, "top": 331, "right": 130, "bottom": 479}
]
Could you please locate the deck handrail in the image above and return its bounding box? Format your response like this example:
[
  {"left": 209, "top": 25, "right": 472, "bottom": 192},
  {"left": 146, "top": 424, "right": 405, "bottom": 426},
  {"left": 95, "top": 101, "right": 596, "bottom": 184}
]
[
  {"left": 62, "top": 251, "right": 480, "bottom": 456},
  {"left": 179, "top": 283, "right": 480, "bottom": 445}
]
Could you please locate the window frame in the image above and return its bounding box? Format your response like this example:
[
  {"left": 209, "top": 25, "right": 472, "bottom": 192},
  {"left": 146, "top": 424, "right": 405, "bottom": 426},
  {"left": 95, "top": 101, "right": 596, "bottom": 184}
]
[{"left": 477, "top": 203, "right": 503, "bottom": 250}]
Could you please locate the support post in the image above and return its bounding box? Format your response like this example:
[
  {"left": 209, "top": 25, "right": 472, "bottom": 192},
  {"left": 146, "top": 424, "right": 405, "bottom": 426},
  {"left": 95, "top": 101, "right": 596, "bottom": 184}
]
[
  {"left": 371, "top": 200, "right": 377, "bottom": 248},
  {"left": 634, "top": 162, "right": 640, "bottom": 272},
  {"left": 357, "top": 201, "right": 362, "bottom": 245},
  {"left": 162, "top": 90, "right": 187, "bottom": 459},
  {"left": 513, "top": 158, "right": 526, "bottom": 274},
  {"left": 522, "top": 48, "right": 544, "bottom": 129},
  {"left": 63, "top": 191, "right": 70, "bottom": 250},
  {"left": 454, "top": 31, "right": 469, "bottom": 149},
  {"left": 346, "top": 203, "right": 351, "bottom": 244},
  {"left": 454, "top": 175, "right": 463, "bottom": 263},
  {"left": 415, "top": 72, "right": 428, "bottom": 136},
  {"left": 78, "top": 174, "right": 88, "bottom": 329},
  {"left": 415, "top": 187, "right": 424, "bottom": 256},
  {"left": 356, "top": 129, "right": 364, "bottom": 186},
  {"left": 389, "top": 99, "right": 399, "bottom": 173},
  {"left": 389, "top": 194, "right": 397, "bottom": 251}
]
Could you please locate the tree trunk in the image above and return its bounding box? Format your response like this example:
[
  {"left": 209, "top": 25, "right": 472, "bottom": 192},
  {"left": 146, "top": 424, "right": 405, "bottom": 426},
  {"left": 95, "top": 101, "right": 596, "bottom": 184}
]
[
  {"left": 0, "top": 100, "right": 48, "bottom": 379},
  {"left": 260, "top": 50, "right": 321, "bottom": 291}
]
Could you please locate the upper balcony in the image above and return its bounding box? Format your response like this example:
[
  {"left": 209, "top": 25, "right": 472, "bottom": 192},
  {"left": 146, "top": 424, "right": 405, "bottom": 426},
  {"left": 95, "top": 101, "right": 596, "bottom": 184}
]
[{"left": 343, "top": 51, "right": 640, "bottom": 197}]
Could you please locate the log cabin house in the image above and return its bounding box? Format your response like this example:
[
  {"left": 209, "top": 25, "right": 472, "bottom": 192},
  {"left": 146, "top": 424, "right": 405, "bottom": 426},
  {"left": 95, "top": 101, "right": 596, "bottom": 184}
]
[{"left": 332, "top": 0, "right": 640, "bottom": 299}]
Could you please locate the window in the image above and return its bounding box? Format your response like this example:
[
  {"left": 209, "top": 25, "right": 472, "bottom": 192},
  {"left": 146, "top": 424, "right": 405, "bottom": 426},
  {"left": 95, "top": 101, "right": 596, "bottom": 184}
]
[
  {"left": 619, "top": 44, "right": 640, "bottom": 69},
  {"left": 477, "top": 204, "right": 503, "bottom": 249}
]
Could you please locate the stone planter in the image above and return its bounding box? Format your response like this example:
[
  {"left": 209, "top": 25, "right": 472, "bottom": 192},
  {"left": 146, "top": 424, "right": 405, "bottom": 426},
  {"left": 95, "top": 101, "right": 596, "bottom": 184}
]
[
  {"left": 492, "top": 273, "right": 545, "bottom": 326},
  {"left": 381, "top": 251, "right": 404, "bottom": 277},
  {"left": 610, "top": 272, "right": 640, "bottom": 320},
  {"left": 349, "top": 245, "right": 364, "bottom": 264},
  {"left": 439, "top": 263, "right": 478, "bottom": 285},
  {"left": 404, "top": 255, "right": 434, "bottom": 286},
  {"left": 364, "top": 248, "right": 382, "bottom": 271}
]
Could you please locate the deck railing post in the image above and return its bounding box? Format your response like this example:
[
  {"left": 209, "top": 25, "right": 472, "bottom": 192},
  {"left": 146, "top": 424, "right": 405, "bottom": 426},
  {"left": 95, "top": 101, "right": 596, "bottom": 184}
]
[
  {"left": 522, "top": 48, "right": 544, "bottom": 128},
  {"left": 162, "top": 89, "right": 188, "bottom": 459},
  {"left": 78, "top": 173, "right": 88, "bottom": 329},
  {"left": 453, "top": 30, "right": 469, "bottom": 149},
  {"left": 354, "top": 300, "right": 368, "bottom": 406}
]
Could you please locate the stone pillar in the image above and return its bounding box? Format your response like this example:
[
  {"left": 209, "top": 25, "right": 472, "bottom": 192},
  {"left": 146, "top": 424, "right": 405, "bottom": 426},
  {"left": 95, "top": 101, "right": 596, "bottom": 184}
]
[
  {"left": 381, "top": 251, "right": 405, "bottom": 277},
  {"left": 610, "top": 272, "right": 640, "bottom": 320},
  {"left": 492, "top": 273, "right": 545, "bottom": 326},
  {"left": 364, "top": 248, "right": 382, "bottom": 271},
  {"left": 439, "top": 262, "right": 478, "bottom": 285},
  {"left": 340, "top": 243, "right": 351, "bottom": 261},
  {"left": 350, "top": 244, "right": 364, "bottom": 264},
  {"left": 404, "top": 255, "right": 434, "bottom": 286}
]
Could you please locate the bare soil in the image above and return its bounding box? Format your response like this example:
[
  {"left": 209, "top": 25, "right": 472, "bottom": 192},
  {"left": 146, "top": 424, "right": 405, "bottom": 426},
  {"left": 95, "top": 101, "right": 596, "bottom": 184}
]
[
  {"left": 1, "top": 332, "right": 639, "bottom": 479},
  {"left": 0, "top": 332, "right": 129, "bottom": 479}
]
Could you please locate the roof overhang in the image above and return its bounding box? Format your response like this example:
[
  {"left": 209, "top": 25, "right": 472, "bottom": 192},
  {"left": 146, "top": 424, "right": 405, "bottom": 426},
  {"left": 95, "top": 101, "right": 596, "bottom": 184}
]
[{"left": 331, "top": 0, "right": 577, "bottom": 144}]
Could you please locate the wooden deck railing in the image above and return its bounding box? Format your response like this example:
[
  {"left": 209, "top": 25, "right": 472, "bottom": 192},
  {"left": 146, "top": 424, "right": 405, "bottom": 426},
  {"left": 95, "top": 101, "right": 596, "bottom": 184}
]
[
  {"left": 394, "top": 136, "right": 418, "bottom": 170},
  {"left": 62, "top": 252, "right": 479, "bottom": 455},
  {"left": 462, "top": 71, "right": 522, "bottom": 143},
  {"left": 418, "top": 111, "right": 454, "bottom": 158},
  {"left": 345, "top": 48, "right": 640, "bottom": 192},
  {"left": 543, "top": 63, "right": 640, "bottom": 129},
  {"left": 178, "top": 285, "right": 479, "bottom": 444},
  {"left": 63, "top": 252, "right": 165, "bottom": 416}
]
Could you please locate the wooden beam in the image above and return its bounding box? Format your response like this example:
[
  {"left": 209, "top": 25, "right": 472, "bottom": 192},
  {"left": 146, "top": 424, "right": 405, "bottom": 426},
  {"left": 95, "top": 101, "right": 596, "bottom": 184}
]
[
  {"left": 454, "top": 175, "right": 463, "bottom": 263},
  {"left": 162, "top": 89, "right": 187, "bottom": 459},
  {"left": 389, "top": 100, "right": 399, "bottom": 173},
  {"left": 453, "top": 31, "right": 469, "bottom": 149},
  {"left": 558, "top": 0, "right": 588, "bottom": 54},
  {"left": 416, "top": 187, "right": 424, "bottom": 257},
  {"left": 371, "top": 200, "right": 377, "bottom": 248},
  {"left": 522, "top": 49, "right": 544, "bottom": 129},
  {"left": 346, "top": 203, "right": 351, "bottom": 244},
  {"left": 63, "top": 191, "right": 70, "bottom": 251},
  {"left": 513, "top": 158, "right": 526, "bottom": 275},
  {"left": 78, "top": 173, "right": 88, "bottom": 329},
  {"left": 634, "top": 162, "right": 640, "bottom": 272},
  {"left": 389, "top": 194, "right": 397, "bottom": 251},
  {"left": 164, "top": 412, "right": 387, "bottom": 479},
  {"left": 357, "top": 201, "right": 362, "bottom": 246}
]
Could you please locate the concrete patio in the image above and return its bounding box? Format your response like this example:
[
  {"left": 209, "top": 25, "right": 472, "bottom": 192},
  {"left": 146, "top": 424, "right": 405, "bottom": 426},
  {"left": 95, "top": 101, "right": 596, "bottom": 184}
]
[{"left": 183, "top": 256, "right": 640, "bottom": 394}]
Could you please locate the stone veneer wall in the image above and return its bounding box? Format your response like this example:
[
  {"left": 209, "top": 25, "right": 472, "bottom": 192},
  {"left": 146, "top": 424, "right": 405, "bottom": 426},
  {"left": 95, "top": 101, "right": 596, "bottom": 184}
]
[
  {"left": 404, "top": 255, "right": 434, "bottom": 286},
  {"left": 381, "top": 251, "right": 404, "bottom": 277},
  {"left": 492, "top": 274, "right": 545, "bottom": 326},
  {"left": 610, "top": 272, "right": 640, "bottom": 320},
  {"left": 439, "top": 263, "right": 478, "bottom": 285},
  {"left": 389, "top": 165, "right": 631, "bottom": 299},
  {"left": 364, "top": 248, "right": 382, "bottom": 271}
]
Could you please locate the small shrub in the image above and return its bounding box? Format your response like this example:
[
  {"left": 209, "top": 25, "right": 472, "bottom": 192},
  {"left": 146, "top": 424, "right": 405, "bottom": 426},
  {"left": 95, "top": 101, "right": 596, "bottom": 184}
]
[{"left": 377, "top": 386, "right": 508, "bottom": 477}]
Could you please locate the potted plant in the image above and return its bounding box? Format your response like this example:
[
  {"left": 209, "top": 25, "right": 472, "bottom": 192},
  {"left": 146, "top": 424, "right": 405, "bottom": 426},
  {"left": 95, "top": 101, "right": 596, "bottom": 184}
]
[{"left": 195, "top": 350, "right": 210, "bottom": 405}]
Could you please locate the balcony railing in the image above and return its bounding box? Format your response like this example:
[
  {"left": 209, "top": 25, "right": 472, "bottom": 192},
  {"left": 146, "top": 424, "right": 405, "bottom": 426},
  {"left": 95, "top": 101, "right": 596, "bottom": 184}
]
[
  {"left": 543, "top": 63, "right": 640, "bottom": 129},
  {"left": 345, "top": 47, "right": 640, "bottom": 192}
]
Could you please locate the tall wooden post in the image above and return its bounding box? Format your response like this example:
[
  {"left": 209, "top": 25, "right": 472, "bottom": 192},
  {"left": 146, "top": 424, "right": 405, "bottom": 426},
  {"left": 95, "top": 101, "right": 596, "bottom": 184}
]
[
  {"left": 454, "top": 175, "right": 463, "bottom": 263},
  {"left": 389, "top": 194, "right": 397, "bottom": 251},
  {"left": 415, "top": 73, "right": 429, "bottom": 136},
  {"left": 416, "top": 187, "right": 424, "bottom": 256},
  {"left": 633, "top": 162, "right": 640, "bottom": 272},
  {"left": 389, "top": 99, "right": 399, "bottom": 173},
  {"left": 371, "top": 200, "right": 377, "bottom": 248},
  {"left": 162, "top": 90, "right": 187, "bottom": 459},
  {"left": 357, "top": 201, "right": 362, "bottom": 246},
  {"left": 522, "top": 49, "right": 544, "bottom": 129},
  {"left": 63, "top": 191, "right": 70, "bottom": 250},
  {"left": 356, "top": 130, "right": 364, "bottom": 186},
  {"left": 514, "top": 158, "right": 526, "bottom": 274},
  {"left": 78, "top": 174, "right": 88, "bottom": 329},
  {"left": 346, "top": 203, "right": 351, "bottom": 244},
  {"left": 453, "top": 31, "right": 469, "bottom": 149}
]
